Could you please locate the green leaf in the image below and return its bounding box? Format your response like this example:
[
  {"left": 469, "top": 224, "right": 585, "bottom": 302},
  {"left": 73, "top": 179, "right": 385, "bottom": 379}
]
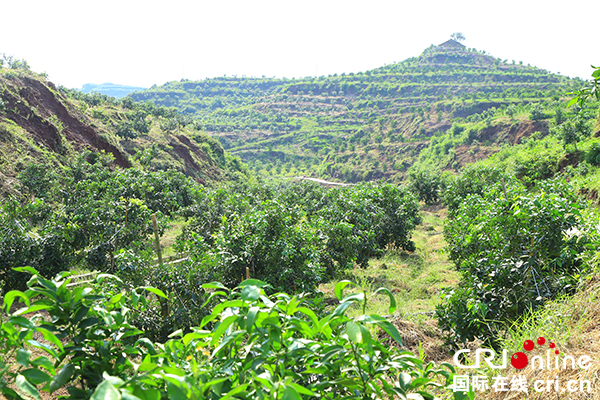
[
  {"left": 102, "top": 372, "right": 125, "bottom": 387},
  {"left": 202, "top": 299, "right": 245, "bottom": 328},
  {"left": 49, "top": 363, "right": 75, "bottom": 393},
  {"left": 200, "top": 290, "right": 228, "bottom": 308},
  {"left": 201, "top": 282, "right": 228, "bottom": 290},
  {"left": 3, "top": 291, "right": 30, "bottom": 314},
  {"left": 96, "top": 274, "right": 123, "bottom": 284},
  {"left": 121, "top": 391, "right": 143, "bottom": 400},
  {"left": 567, "top": 97, "right": 579, "bottom": 108},
  {"left": 373, "top": 287, "right": 397, "bottom": 314},
  {"left": 331, "top": 301, "right": 353, "bottom": 318},
  {"left": 210, "top": 315, "right": 239, "bottom": 346},
  {"left": 334, "top": 280, "right": 357, "bottom": 301},
  {"left": 132, "top": 387, "right": 161, "bottom": 400},
  {"left": 168, "top": 329, "right": 183, "bottom": 339},
  {"left": 0, "top": 387, "right": 20, "bottom": 400},
  {"left": 91, "top": 380, "right": 121, "bottom": 400},
  {"left": 241, "top": 285, "right": 260, "bottom": 301},
  {"left": 341, "top": 292, "right": 364, "bottom": 305},
  {"left": 363, "top": 314, "right": 403, "bottom": 347},
  {"left": 219, "top": 383, "right": 249, "bottom": 400},
  {"left": 38, "top": 328, "right": 64, "bottom": 351},
  {"left": 296, "top": 306, "right": 319, "bottom": 330},
  {"left": 212, "top": 330, "right": 245, "bottom": 356},
  {"left": 287, "top": 382, "right": 316, "bottom": 396},
  {"left": 16, "top": 374, "right": 40, "bottom": 400},
  {"left": 13, "top": 304, "right": 52, "bottom": 316},
  {"left": 399, "top": 372, "right": 412, "bottom": 390},
  {"left": 16, "top": 349, "right": 31, "bottom": 367},
  {"left": 30, "top": 356, "right": 54, "bottom": 372},
  {"left": 346, "top": 321, "right": 362, "bottom": 343},
  {"left": 201, "top": 377, "right": 229, "bottom": 393},
  {"left": 11, "top": 316, "right": 35, "bottom": 330},
  {"left": 238, "top": 279, "right": 269, "bottom": 288},
  {"left": 452, "top": 386, "right": 475, "bottom": 400},
  {"left": 281, "top": 385, "right": 302, "bottom": 400},
  {"left": 21, "top": 369, "right": 51, "bottom": 385},
  {"left": 182, "top": 330, "right": 211, "bottom": 346},
  {"left": 245, "top": 306, "right": 260, "bottom": 331},
  {"left": 12, "top": 266, "right": 39, "bottom": 276},
  {"left": 140, "top": 287, "right": 168, "bottom": 299}
]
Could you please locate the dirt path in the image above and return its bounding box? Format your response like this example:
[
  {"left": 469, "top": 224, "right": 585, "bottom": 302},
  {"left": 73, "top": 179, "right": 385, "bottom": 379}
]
[{"left": 291, "top": 176, "right": 351, "bottom": 187}]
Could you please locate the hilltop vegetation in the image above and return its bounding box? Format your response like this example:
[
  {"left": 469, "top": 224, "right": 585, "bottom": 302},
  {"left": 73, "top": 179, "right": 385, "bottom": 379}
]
[{"left": 130, "top": 41, "right": 584, "bottom": 182}]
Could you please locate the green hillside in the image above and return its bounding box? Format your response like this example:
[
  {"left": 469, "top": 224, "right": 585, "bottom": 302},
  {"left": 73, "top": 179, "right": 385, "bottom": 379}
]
[
  {"left": 0, "top": 59, "right": 250, "bottom": 197},
  {"left": 130, "top": 40, "right": 584, "bottom": 182}
]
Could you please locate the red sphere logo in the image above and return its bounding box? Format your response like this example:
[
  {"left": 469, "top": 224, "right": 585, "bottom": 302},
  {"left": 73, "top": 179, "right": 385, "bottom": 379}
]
[
  {"left": 537, "top": 336, "right": 546, "bottom": 345},
  {"left": 510, "top": 336, "right": 559, "bottom": 369},
  {"left": 511, "top": 352, "right": 529, "bottom": 369}
]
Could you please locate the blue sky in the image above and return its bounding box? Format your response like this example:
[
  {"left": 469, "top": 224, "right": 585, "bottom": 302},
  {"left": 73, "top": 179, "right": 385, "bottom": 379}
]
[{"left": 2, "top": 0, "right": 596, "bottom": 89}]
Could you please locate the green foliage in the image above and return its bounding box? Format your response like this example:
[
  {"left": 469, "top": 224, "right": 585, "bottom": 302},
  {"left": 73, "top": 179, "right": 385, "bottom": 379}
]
[
  {"left": 552, "top": 114, "right": 592, "bottom": 151},
  {"left": 408, "top": 167, "right": 446, "bottom": 204},
  {"left": 442, "top": 164, "right": 510, "bottom": 216},
  {"left": 316, "top": 182, "right": 421, "bottom": 269},
  {"left": 0, "top": 54, "right": 31, "bottom": 72},
  {"left": 437, "top": 178, "right": 596, "bottom": 346},
  {"left": 529, "top": 103, "right": 548, "bottom": 121},
  {"left": 0, "top": 154, "right": 201, "bottom": 293},
  {"left": 568, "top": 65, "right": 600, "bottom": 108},
  {"left": 179, "top": 181, "right": 421, "bottom": 292},
  {"left": 199, "top": 199, "right": 323, "bottom": 292},
  {"left": 585, "top": 142, "right": 600, "bottom": 165},
  {"left": 0, "top": 269, "right": 456, "bottom": 399}
]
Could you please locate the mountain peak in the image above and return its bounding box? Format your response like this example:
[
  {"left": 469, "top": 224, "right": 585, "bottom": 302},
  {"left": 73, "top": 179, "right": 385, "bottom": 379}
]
[{"left": 437, "top": 39, "right": 466, "bottom": 49}]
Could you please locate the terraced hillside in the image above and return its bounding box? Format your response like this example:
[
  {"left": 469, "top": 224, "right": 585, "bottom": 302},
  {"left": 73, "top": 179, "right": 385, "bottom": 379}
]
[{"left": 130, "top": 41, "right": 584, "bottom": 182}]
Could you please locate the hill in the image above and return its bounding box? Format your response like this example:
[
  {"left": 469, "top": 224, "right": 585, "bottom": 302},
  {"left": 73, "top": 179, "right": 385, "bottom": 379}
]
[
  {"left": 0, "top": 63, "right": 250, "bottom": 197},
  {"left": 129, "top": 41, "right": 585, "bottom": 182},
  {"left": 80, "top": 82, "right": 147, "bottom": 98}
]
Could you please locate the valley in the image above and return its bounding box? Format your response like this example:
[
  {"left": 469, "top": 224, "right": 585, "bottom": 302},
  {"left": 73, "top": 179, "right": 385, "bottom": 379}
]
[{"left": 0, "top": 44, "right": 599, "bottom": 399}]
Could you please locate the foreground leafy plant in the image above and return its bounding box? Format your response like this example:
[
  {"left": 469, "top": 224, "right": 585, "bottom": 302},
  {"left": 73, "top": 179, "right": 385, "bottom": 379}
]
[{"left": 1, "top": 268, "right": 457, "bottom": 399}]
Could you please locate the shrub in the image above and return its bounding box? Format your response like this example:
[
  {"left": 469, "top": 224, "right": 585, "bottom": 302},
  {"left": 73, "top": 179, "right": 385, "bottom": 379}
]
[
  {"left": 408, "top": 167, "right": 446, "bottom": 204},
  {"left": 585, "top": 142, "right": 600, "bottom": 165},
  {"left": 437, "top": 178, "right": 595, "bottom": 347},
  {"left": 529, "top": 103, "right": 548, "bottom": 120},
  {"left": 1, "top": 155, "right": 201, "bottom": 292},
  {"left": 442, "top": 164, "right": 510, "bottom": 216},
  {"left": 202, "top": 200, "right": 323, "bottom": 292},
  {"left": 315, "top": 182, "right": 421, "bottom": 274}
]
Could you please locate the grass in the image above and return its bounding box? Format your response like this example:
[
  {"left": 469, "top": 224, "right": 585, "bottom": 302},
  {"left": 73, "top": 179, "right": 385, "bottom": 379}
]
[
  {"left": 159, "top": 216, "right": 186, "bottom": 260},
  {"left": 319, "top": 203, "right": 460, "bottom": 320}
]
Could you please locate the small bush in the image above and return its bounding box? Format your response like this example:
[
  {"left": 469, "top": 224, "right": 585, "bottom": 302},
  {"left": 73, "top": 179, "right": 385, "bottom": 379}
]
[
  {"left": 585, "top": 142, "right": 600, "bottom": 165},
  {"left": 408, "top": 167, "right": 446, "bottom": 204}
]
